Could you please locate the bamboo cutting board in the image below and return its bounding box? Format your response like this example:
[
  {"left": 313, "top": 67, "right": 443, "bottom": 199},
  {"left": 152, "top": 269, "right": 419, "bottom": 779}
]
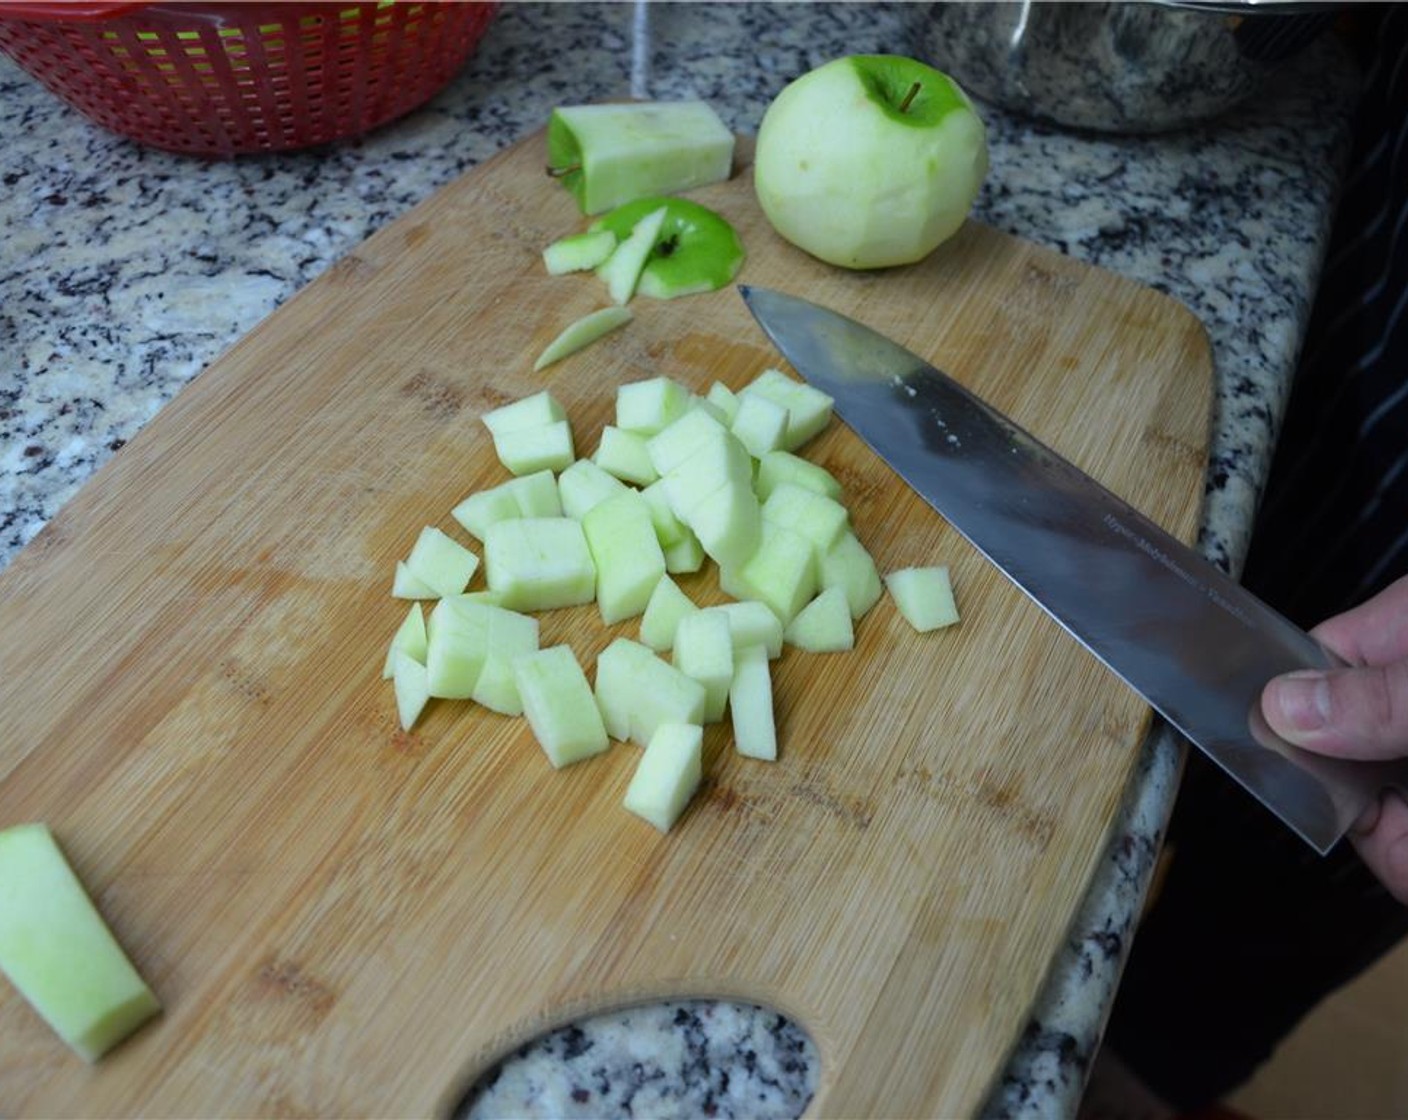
[{"left": 0, "top": 131, "right": 1211, "bottom": 1117}]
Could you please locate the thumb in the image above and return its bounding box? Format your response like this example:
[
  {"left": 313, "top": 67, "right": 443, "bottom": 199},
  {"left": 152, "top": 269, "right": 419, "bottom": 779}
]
[{"left": 1261, "top": 661, "right": 1408, "bottom": 759}]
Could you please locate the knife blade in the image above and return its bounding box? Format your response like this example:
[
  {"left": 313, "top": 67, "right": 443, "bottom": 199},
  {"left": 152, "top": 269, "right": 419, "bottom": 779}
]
[{"left": 739, "top": 283, "right": 1407, "bottom": 854}]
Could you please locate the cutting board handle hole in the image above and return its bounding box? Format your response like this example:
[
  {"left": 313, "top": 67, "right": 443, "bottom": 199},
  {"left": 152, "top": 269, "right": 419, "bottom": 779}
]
[{"left": 451, "top": 998, "right": 819, "bottom": 1118}]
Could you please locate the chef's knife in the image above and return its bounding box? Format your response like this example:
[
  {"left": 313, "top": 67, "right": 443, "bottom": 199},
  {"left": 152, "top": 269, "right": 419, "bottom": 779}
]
[{"left": 739, "top": 284, "right": 1408, "bottom": 854}]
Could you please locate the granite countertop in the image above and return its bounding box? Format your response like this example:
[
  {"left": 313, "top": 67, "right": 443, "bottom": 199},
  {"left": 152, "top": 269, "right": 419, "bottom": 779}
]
[{"left": 0, "top": 3, "right": 1358, "bottom": 1117}]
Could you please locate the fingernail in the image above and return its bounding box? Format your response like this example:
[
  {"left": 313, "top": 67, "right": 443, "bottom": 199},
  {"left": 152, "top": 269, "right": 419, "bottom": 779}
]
[{"left": 1272, "top": 670, "right": 1331, "bottom": 732}]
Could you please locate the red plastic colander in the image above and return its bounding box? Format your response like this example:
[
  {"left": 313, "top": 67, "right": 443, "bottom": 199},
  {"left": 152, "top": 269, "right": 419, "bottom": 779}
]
[{"left": 0, "top": 1, "right": 499, "bottom": 157}]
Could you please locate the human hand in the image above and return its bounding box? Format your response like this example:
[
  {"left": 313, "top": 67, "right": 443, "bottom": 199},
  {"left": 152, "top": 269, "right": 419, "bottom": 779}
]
[{"left": 1261, "top": 573, "right": 1408, "bottom": 902}]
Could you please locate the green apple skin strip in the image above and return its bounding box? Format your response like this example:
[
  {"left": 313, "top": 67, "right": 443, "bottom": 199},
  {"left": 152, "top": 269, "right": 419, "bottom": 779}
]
[
  {"left": 592, "top": 196, "right": 745, "bottom": 300},
  {"left": 547, "top": 101, "right": 735, "bottom": 215},
  {"left": 0, "top": 823, "right": 160, "bottom": 1061}
]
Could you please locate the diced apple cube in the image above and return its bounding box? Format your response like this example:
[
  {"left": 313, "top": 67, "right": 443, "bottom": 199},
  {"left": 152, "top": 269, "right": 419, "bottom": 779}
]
[
  {"left": 597, "top": 205, "right": 667, "bottom": 305},
  {"left": 729, "top": 643, "right": 776, "bottom": 761},
  {"left": 646, "top": 408, "right": 729, "bottom": 477},
  {"left": 630, "top": 667, "right": 707, "bottom": 747},
  {"left": 393, "top": 650, "right": 432, "bottom": 730},
  {"left": 542, "top": 229, "right": 617, "bottom": 274},
  {"left": 426, "top": 612, "right": 488, "bottom": 699},
  {"left": 0, "top": 823, "right": 161, "bottom": 1063},
  {"left": 514, "top": 646, "right": 610, "bottom": 768},
  {"left": 673, "top": 610, "right": 733, "bottom": 722},
  {"left": 482, "top": 390, "right": 566, "bottom": 437},
  {"left": 403, "top": 526, "right": 479, "bottom": 599},
  {"left": 392, "top": 560, "right": 439, "bottom": 600},
  {"left": 705, "top": 381, "right": 741, "bottom": 425},
  {"left": 760, "top": 482, "right": 849, "bottom": 555},
  {"left": 819, "top": 530, "right": 884, "bottom": 619},
  {"left": 690, "top": 395, "right": 729, "bottom": 425},
  {"left": 616, "top": 376, "right": 691, "bottom": 436},
  {"left": 885, "top": 565, "right": 960, "bottom": 632},
  {"left": 428, "top": 592, "right": 508, "bottom": 641},
  {"left": 640, "top": 479, "right": 688, "bottom": 547},
  {"left": 593, "top": 426, "right": 659, "bottom": 486},
  {"left": 639, "top": 574, "right": 699, "bottom": 652},
  {"left": 717, "top": 560, "right": 752, "bottom": 602},
  {"left": 593, "top": 638, "right": 653, "bottom": 740},
  {"left": 593, "top": 638, "right": 706, "bottom": 746},
  {"left": 730, "top": 392, "right": 789, "bottom": 459},
  {"left": 469, "top": 605, "right": 539, "bottom": 715},
  {"left": 740, "top": 368, "right": 834, "bottom": 450},
  {"left": 382, "top": 603, "right": 428, "bottom": 679},
  {"left": 687, "top": 482, "right": 761, "bottom": 570},
  {"left": 754, "top": 450, "right": 844, "bottom": 502},
  {"left": 581, "top": 491, "right": 667, "bottom": 625},
  {"left": 493, "top": 419, "right": 575, "bottom": 476},
  {"left": 661, "top": 433, "right": 751, "bottom": 520},
  {"left": 623, "top": 723, "right": 703, "bottom": 832},
  {"left": 783, "top": 586, "right": 854, "bottom": 653},
  {"left": 509, "top": 470, "right": 563, "bottom": 518},
  {"left": 484, "top": 517, "right": 596, "bottom": 611},
  {"left": 451, "top": 484, "right": 522, "bottom": 542},
  {"left": 454, "top": 470, "right": 565, "bottom": 542},
  {"left": 663, "top": 531, "right": 705, "bottom": 574},
  {"left": 711, "top": 601, "right": 785, "bottom": 659},
  {"left": 559, "top": 458, "right": 630, "bottom": 520},
  {"left": 736, "top": 523, "right": 819, "bottom": 623}
]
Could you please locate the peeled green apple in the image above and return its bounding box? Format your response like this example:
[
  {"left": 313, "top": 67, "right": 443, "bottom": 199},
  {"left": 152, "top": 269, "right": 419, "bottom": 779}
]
[{"left": 753, "top": 55, "right": 988, "bottom": 270}]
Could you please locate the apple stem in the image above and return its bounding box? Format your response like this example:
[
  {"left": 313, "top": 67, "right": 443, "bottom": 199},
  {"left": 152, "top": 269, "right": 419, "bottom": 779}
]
[
  {"left": 899, "top": 81, "right": 922, "bottom": 113},
  {"left": 546, "top": 163, "right": 581, "bottom": 178}
]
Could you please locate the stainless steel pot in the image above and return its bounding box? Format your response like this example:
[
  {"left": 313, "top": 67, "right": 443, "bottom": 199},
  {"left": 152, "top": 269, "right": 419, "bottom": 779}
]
[{"left": 919, "top": 1, "right": 1338, "bottom": 133}]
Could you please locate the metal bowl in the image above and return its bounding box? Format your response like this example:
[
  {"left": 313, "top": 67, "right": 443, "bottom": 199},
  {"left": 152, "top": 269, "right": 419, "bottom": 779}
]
[{"left": 919, "top": 1, "right": 1336, "bottom": 133}]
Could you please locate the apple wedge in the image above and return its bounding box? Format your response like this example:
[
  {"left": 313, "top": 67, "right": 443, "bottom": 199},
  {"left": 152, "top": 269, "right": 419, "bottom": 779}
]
[
  {"left": 0, "top": 823, "right": 160, "bottom": 1062},
  {"left": 533, "top": 305, "right": 632, "bottom": 372}
]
